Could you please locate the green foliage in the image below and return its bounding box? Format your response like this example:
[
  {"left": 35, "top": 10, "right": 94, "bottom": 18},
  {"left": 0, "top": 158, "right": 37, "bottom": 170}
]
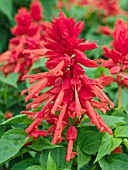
[
  {"left": 0, "top": 0, "right": 13, "bottom": 21},
  {"left": 0, "top": 128, "right": 27, "bottom": 165},
  {"left": 30, "top": 137, "right": 60, "bottom": 151},
  {"left": 114, "top": 126, "right": 128, "bottom": 138},
  {"left": 0, "top": 72, "right": 19, "bottom": 88},
  {"left": 78, "top": 127, "right": 103, "bottom": 154},
  {"left": 40, "top": 147, "right": 72, "bottom": 170},
  {"left": 95, "top": 133, "right": 122, "bottom": 162},
  {"left": 99, "top": 154, "right": 128, "bottom": 170},
  {"left": 77, "top": 146, "right": 91, "bottom": 170}
]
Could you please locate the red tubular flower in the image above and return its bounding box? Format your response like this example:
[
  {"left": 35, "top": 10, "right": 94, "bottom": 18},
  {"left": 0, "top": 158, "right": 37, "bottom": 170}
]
[
  {"left": 0, "top": 0, "right": 47, "bottom": 79},
  {"left": 21, "top": 11, "right": 113, "bottom": 161},
  {"left": 98, "top": 19, "right": 128, "bottom": 88},
  {"left": 66, "top": 126, "right": 77, "bottom": 162}
]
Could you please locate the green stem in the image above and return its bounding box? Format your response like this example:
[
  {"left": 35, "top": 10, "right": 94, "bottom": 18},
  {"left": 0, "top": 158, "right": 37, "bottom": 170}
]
[{"left": 118, "top": 84, "right": 122, "bottom": 109}]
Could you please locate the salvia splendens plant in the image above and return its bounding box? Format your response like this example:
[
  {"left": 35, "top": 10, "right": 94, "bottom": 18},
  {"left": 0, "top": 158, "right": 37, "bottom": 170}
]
[{"left": 21, "top": 11, "right": 114, "bottom": 162}]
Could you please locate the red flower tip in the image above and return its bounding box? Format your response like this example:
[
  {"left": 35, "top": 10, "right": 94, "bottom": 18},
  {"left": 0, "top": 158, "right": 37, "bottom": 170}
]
[
  {"left": 30, "top": 0, "right": 43, "bottom": 21},
  {"left": 5, "top": 112, "right": 13, "bottom": 119},
  {"left": 66, "top": 126, "right": 77, "bottom": 141}
]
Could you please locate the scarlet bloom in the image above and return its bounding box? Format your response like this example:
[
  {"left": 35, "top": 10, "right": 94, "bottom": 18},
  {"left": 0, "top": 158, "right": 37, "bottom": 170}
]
[
  {"left": 22, "top": 11, "right": 114, "bottom": 162},
  {"left": 0, "top": 0, "right": 47, "bottom": 79},
  {"left": 97, "top": 19, "right": 128, "bottom": 88}
]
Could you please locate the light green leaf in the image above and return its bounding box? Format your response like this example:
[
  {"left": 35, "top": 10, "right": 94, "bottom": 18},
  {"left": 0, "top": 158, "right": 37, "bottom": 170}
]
[
  {"left": 95, "top": 133, "right": 122, "bottom": 162},
  {"left": 99, "top": 153, "right": 128, "bottom": 170},
  {"left": 0, "top": 128, "right": 27, "bottom": 165},
  {"left": 0, "top": 72, "right": 19, "bottom": 88},
  {"left": 77, "top": 146, "right": 91, "bottom": 170},
  {"left": 31, "top": 137, "right": 60, "bottom": 151},
  {"left": 0, "top": 0, "right": 13, "bottom": 21},
  {"left": 77, "top": 127, "right": 103, "bottom": 155},
  {"left": 114, "top": 126, "right": 128, "bottom": 138},
  {"left": 1, "top": 114, "right": 27, "bottom": 125},
  {"left": 101, "top": 115, "right": 125, "bottom": 129},
  {"left": 26, "top": 165, "right": 45, "bottom": 170},
  {"left": 30, "top": 58, "right": 47, "bottom": 71},
  {"left": 47, "top": 153, "right": 56, "bottom": 170}
]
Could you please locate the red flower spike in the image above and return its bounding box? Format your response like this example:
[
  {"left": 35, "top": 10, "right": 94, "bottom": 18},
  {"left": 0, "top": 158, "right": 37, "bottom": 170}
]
[
  {"left": 66, "top": 126, "right": 77, "bottom": 162},
  {"left": 21, "top": 12, "right": 114, "bottom": 161},
  {"left": 30, "top": 0, "right": 43, "bottom": 21},
  {"left": 99, "top": 19, "right": 128, "bottom": 89},
  {"left": 0, "top": 0, "right": 46, "bottom": 79}
]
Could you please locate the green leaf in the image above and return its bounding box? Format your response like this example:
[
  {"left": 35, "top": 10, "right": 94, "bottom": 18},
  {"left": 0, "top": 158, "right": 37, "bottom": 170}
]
[
  {"left": 0, "top": 128, "right": 27, "bottom": 165},
  {"left": 77, "top": 146, "right": 91, "bottom": 170},
  {"left": 77, "top": 127, "right": 103, "bottom": 155},
  {"left": 95, "top": 133, "right": 122, "bottom": 162},
  {"left": 30, "top": 58, "right": 47, "bottom": 71},
  {"left": 0, "top": 72, "right": 19, "bottom": 88},
  {"left": 31, "top": 137, "right": 60, "bottom": 151},
  {"left": 99, "top": 153, "right": 128, "bottom": 170},
  {"left": 0, "top": 28, "right": 8, "bottom": 52},
  {"left": 47, "top": 153, "right": 57, "bottom": 170},
  {"left": 1, "top": 114, "right": 27, "bottom": 125},
  {"left": 101, "top": 115, "right": 125, "bottom": 129},
  {"left": 114, "top": 126, "right": 128, "bottom": 138},
  {"left": 0, "top": 0, "right": 13, "bottom": 21},
  {"left": 11, "top": 159, "right": 37, "bottom": 170},
  {"left": 26, "top": 165, "right": 45, "bottom": 170},
  {"left": 40, "top": 147, "right": 72, "bottom": 170}
]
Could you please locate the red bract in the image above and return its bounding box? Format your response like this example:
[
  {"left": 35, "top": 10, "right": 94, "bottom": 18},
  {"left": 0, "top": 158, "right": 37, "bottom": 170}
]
[
  {"left": 0, "top": 0, "right": 47, "bottom": 79},
  {"left": 97, "top": 19, "right": 128, "bottom": 88},
  {"left": 22, "top": 11, "right": 114, "bottom": 162}
]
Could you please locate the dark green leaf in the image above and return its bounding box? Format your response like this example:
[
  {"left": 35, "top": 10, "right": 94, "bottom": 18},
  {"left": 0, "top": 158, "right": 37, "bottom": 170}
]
[
  {"left": 31, "top": 137, "right": 60, "bottom": 151},
  {"left": 77, "top": 146, "right": 91, "bottom": 170},
  {"left": 26, "top": 165, "right": 45, "bottom": 170},
  {"left": 99, "top": 153, "right": 128, "bottom": 170},
  {"left": 40, "top": 147, "right": 72, "bottom": 170},
  {"left": 77, "top": 127, "right": 103, "bottom": 155},
  {"left": 0, "top": 128, "right": 27, "bottom": 165},
  {"left": 11, "top": 159, "right": 37, "bottom": 170}
]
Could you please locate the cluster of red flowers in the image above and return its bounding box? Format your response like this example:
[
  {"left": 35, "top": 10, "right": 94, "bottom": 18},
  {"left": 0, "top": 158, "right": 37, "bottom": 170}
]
[
  {"left": 56, "top": 0, "right": 127, "bottom": 18},
  {"left": 0, "top": 0, "right": 48, "bottom": 78},
  {"left": 97, "top": 19, "right": 128, "bottom": 88},
  {"left": 21, "top": 11, "right": 114, "bottom": 162}
]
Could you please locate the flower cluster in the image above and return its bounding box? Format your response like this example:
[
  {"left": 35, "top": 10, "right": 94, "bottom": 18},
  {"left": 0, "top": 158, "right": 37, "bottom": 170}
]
[
  {"left": 0, "top": 0, "right": 48, "bottom": 78},
  {"left": 21, "top": 11, "right": 114, "bottom": 162},
  {"left": 97, "top": 19, "right": 128, "bottom": 88}
]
